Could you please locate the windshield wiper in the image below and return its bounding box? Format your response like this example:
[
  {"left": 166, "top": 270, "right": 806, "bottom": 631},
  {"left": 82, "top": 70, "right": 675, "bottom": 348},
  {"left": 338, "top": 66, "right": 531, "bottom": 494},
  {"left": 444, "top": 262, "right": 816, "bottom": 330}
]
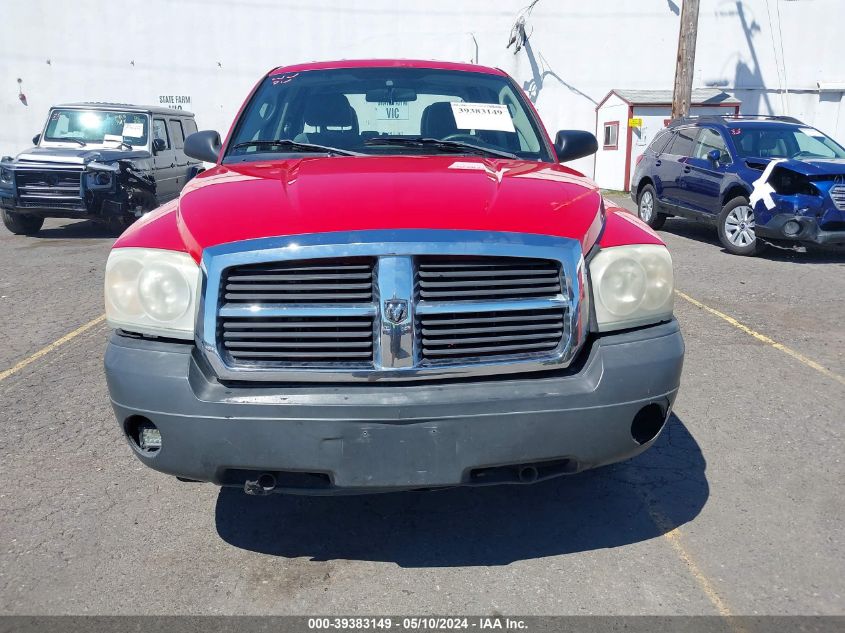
[
  {"left": 230, "top": 139, "right": 361, "bottom": 157},
  {"left": 364, "top": 136, "right": 517, "bottom": 160},
  {"left": 58, "top": 138, "right": 87, "bottom": 147}
]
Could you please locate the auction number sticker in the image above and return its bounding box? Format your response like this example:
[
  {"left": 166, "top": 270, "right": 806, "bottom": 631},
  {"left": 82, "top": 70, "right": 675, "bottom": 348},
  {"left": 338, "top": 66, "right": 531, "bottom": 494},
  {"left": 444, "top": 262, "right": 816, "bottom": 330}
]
[
  {"left": 376, "top": 102, "right": 410, "bottom": 120},
  {"left": 122, "top": 122, "right": 144, "bottom": 137},
  {"left": 450, "top": 102, "right": 515, "bottom": 132}
]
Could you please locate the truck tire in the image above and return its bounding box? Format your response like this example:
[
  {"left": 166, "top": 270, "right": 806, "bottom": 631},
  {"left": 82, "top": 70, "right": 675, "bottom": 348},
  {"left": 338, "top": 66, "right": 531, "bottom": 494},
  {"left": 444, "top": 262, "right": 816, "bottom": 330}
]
[
  {"left": 1, "top": 209, "right": 44, "bottom": 235},
  {"left": 637, "top": 184, "right": 666, "bottom": 230},
  {"left": 717, "top": 197, "right": 765, "bottom": 256}
]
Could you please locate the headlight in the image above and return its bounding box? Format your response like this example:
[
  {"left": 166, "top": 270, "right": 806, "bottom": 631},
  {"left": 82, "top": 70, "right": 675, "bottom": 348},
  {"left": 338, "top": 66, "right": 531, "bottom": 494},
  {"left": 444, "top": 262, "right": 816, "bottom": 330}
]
[
  {"left": 589, "top": 244, "right": 674, "bottom": 332},
  {"left": 0, "top": 167, "right": 12, "bottom": 184},
  {"left": 86, "top": 170, "right": 113, "bottom": 189},
  {"left": 105, "top": 248, "right": 200, "bottom": 339}
]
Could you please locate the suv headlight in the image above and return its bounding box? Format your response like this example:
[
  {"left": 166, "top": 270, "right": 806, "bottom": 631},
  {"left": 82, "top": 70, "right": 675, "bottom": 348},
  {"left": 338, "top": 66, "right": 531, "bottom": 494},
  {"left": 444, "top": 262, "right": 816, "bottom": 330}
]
[
  {"left": 589, "top": 244, "right": 674, "bottom": 332},
  {"left": 105, "top": 248, "right": 200, "bottom": 340},
  {"left": 0, "top": 167, "right": 12, "bottom": 185}
]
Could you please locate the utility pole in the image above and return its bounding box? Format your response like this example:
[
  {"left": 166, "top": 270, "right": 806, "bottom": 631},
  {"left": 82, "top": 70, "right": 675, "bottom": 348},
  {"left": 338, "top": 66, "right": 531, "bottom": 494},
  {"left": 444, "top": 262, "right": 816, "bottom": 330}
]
[{"left": 671, "top": 0, "right": 701, "bottom": 120}]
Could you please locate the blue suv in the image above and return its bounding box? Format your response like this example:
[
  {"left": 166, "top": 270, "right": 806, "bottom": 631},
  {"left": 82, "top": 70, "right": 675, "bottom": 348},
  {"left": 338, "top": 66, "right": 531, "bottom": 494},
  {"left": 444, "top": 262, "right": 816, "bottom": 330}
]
[{"left": 631, "top": 115, "right": 845, "bottom": 255}]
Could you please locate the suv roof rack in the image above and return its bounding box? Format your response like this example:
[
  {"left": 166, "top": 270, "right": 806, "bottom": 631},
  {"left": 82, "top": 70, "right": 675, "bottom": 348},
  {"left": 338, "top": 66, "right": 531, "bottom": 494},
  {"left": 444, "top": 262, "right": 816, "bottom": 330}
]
[{"left": 667, "top": 114, "right": 804, "bottom": 128}]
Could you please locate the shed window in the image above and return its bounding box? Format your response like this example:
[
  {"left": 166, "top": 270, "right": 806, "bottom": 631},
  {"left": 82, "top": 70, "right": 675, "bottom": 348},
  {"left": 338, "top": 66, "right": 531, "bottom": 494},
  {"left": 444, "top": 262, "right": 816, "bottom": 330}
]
[{"left": 603, "top": 122, "right": 619, "bottom": 149}]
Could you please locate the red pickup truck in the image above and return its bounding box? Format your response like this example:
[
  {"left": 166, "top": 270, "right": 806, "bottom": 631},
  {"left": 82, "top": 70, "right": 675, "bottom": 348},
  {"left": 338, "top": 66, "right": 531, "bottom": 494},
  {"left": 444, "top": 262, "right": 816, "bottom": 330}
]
[{"left": 104, "top": 60, "right": 683, "bottom": 495}]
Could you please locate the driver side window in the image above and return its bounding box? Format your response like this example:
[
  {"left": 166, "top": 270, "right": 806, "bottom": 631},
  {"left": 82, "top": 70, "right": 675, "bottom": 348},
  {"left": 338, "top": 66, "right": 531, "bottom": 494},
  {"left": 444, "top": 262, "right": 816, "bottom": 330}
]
[
  {"left": 153, "top": 119, "right": 170, "bottom": 149},
  {"left": 693, "top": 128, "right": 730, "bottom": 163}
]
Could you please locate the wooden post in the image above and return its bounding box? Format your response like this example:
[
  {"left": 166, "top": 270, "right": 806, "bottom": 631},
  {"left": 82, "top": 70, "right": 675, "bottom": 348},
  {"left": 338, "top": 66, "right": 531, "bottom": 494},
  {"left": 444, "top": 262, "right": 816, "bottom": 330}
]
[{"left": 671, "top": 0, "right": 701, "bottom": 120}]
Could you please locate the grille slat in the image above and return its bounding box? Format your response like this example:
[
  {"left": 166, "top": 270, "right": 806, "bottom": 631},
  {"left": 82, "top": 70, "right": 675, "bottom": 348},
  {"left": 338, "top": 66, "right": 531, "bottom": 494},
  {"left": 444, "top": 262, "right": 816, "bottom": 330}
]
[
  {"left": 220, "top": 314, "right": 375, "bottom": 366},
  {"left": 422, "top": 341, "right": 560, "bottom": 357},
  {"left": 15, "top": 169, "right": 83, "bottom": 209},
  {"left": 830, "top": 184, "right": 845, "bottom": 211},
  {"left": 421, "top": 322, "right": 562, "bottom": 336},
  {"left": 223, "top": 257, "right": 374, "bottom": 305},
  {"left": 416, "top": 256, "right": 564, "bottom": 364},
  {"left": 417, "top": 256, "right": 561, "bottom": 302},
  {"left": 228, "top": 350, "right": 374, "bottom": 360},
  {"left": 219, "top": 257, "right": 376, "bottom": 368}
]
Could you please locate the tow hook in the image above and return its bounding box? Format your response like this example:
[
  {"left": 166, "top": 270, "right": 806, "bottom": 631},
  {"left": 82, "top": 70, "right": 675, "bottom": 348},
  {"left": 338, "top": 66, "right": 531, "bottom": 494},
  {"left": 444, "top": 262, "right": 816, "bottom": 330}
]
[{"left": 243, "top": 473, "right": 277, "bottom": 496}]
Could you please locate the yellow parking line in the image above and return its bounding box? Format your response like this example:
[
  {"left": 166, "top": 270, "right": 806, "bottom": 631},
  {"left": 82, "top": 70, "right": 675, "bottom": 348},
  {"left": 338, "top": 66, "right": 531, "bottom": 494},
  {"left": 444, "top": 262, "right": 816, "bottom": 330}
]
[
  {"left": 675, "top": 290, "right": 845, "bottom": 387},
  {"left": 0, "top": 314, "right": 106, "bottom": 383}
]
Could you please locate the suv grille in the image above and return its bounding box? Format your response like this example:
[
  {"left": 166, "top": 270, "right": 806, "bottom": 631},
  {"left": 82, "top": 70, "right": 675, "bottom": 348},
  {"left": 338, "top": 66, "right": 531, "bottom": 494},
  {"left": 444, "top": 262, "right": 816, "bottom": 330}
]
[
  {"left": 15, "top": 167, "right": 84, "bottom": 209},
  {"left": 830, "top": 184, "right": 845, "bottom": 211}
]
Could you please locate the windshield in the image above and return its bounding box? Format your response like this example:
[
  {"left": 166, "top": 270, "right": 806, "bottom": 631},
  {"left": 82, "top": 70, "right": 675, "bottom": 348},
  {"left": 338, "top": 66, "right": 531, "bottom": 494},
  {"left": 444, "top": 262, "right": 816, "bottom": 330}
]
[
  {"left": 226, "top": 67, "right": 552, "bottom": 162},
  {"left": 731, "top": 125, "right": 845, "bottom": 160},
  {"left": 43, "top": 109, "right": 150, "bottom": 146}
]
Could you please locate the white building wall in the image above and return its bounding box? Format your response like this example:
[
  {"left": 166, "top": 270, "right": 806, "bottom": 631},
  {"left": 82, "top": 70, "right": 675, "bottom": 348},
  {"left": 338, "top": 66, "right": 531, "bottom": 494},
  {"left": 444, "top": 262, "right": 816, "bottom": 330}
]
[{"left": 2, "top": 0, "right": 843, "bottom": 184}]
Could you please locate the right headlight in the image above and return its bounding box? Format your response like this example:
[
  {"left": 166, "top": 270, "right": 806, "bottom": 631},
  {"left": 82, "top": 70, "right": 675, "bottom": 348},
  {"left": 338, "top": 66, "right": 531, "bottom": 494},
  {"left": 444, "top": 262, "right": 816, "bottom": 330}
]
[
  {"left": 589, "top": 244, "right": 674, "bottom": 332},
  {"left": 104, "top": 248, "right": 201, "bottom": 340}
]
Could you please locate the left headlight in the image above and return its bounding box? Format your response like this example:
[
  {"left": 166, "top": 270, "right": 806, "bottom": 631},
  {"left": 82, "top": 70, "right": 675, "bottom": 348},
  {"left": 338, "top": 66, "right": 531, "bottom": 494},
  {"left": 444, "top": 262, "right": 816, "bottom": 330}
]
[
  {"left": 589, "top": 244, "right": 674, "bottom": 332},
  {"left": 105, "top": 248, "right": 201, "bottom": 340},
  {"left": 0, "top": 167, "right": 12, "bottom": 184}
]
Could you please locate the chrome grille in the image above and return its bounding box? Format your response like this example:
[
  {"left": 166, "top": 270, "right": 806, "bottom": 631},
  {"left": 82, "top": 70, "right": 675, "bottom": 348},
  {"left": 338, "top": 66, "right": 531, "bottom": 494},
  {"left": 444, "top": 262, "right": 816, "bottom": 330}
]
[
  {"left": 419, "top": 307, "right": 565, "bottom": 361},
  {"left": 830, "top": 184, "right": 845, "bottom": 211},
  {"left": 223, "top": 258, "right": 374, "bottom": 303},
  {"left": 217, "top": 258, "right": 376, "bottom": 367},
  {"left": 417, "top": 256, "right": 562, "bottom": 301},
  {"left": 15, "top": 167, "right": 84, "bottom": 209},
  {"left": 200, "top": 230, "right": 586, "bottom": 382},
  {"left": 220, "top": 315, "right": 374, "bottom": 365}
]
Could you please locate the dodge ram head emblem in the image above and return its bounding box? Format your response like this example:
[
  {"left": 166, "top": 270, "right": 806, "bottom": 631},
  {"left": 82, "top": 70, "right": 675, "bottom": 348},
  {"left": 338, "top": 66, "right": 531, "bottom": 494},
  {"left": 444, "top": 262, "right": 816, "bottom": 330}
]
[{"left": 384, "top": 299, "right": 408, "bottom": 324}]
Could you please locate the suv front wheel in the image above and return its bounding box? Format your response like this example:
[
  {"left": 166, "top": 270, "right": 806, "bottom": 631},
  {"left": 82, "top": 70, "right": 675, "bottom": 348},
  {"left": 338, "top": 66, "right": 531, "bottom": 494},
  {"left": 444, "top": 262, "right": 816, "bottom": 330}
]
[
  {"left": 637, "top": 184, "right": 666, "bottom": 230},
  {"left": 2, "top": 209, "right": 44, "bottom": 235},
  {"left": 718, "top": 197, "right": 764, "bottom": 256}
]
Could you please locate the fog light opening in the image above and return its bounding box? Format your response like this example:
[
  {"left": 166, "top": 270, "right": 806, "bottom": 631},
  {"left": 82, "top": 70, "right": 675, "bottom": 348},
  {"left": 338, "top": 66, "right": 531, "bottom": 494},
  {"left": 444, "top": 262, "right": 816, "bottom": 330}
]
[
  {"left": 125, "top": 416, "right": 161, "bottom": 454},
  {"left": 630, "top": 404, "right": 666, "bottom": 445},
  {"left": 783, "top": 220, "right": 802, "bottom": 237}
]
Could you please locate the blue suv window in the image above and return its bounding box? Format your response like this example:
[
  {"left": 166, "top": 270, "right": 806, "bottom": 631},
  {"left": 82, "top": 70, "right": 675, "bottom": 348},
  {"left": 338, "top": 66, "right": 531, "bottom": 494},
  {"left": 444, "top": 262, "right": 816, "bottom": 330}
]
[
  {"left": 732, "top": 125, "right": 845, "bottom": 159},
  {"left": 693, "top": 128, "right": 730, "bottom": 163},
  {"left": 667, "top": 128, "right": 696, "bottom": 156}
]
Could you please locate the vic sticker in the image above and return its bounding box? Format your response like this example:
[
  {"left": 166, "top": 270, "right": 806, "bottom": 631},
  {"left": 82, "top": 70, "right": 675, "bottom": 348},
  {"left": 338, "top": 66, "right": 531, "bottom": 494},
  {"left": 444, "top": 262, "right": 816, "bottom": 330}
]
[
  {"left": 376, "top": 102, "right": 409, "bottom": 120},
  {"left": 450, "top": 102, "right": 515, "bottom": 133}
]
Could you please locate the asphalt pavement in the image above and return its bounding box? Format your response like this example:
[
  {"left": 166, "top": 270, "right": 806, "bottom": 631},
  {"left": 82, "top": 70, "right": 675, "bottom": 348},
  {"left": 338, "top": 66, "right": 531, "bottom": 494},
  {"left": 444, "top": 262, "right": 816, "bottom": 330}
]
[{"left": 0, "top": 207, "right": 842, "bottom": 616}]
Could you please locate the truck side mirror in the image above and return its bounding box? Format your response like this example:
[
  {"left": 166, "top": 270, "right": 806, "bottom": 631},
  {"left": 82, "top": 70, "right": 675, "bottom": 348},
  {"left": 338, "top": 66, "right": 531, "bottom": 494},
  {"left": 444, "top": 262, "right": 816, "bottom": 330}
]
[
  {"left": 152, "top": 138, "right": 167, "bottom": 154},
  {"left": 707, "top": 149, "right": 722, "bottom": 164},
  {"left": 184, "top": 130, "right": 222, "bottom": 164},
  {"left": 554, "top": 130, "right": 598, "bottom": 163},
  {"left": 32, "top": 134, "right": 41, "bottom": 146}
]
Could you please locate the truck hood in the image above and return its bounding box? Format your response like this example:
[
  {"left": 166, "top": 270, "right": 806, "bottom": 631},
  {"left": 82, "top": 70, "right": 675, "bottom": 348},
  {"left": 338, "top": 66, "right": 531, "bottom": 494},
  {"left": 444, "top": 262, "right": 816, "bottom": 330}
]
[
  {"left": 747, "top": 157, "right": 845, "bottom": 177},
  {"left": 175, "top": 156, "right": 604, "bottom": 255},
  {"left": 13, "top": 146, "right": 151, "bottom": 165}
]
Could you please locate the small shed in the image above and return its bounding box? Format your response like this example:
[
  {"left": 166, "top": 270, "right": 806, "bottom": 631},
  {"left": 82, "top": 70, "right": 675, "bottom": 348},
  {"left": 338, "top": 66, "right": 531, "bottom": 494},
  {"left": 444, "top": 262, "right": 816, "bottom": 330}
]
[{"left": 593, "top": 89, "right": 741, "bottom": 191}]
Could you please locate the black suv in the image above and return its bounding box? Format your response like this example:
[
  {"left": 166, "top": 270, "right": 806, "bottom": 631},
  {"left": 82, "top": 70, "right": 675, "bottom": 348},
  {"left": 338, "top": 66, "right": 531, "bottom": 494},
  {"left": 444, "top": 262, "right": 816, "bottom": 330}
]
[
  {"left": 0, "top": 103, "right": 203, "bottom": 234},
  {"left": 631, "top": 115, "right": 845, "bottom": 255}
]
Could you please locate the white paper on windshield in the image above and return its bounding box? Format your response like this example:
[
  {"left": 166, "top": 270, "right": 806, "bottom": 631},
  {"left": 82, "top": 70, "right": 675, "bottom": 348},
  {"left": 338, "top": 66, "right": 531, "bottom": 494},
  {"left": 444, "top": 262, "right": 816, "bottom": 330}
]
[
  {"left": 450, "top": 102, "right": 515, "bottom": 132},
  {"left": 122, "top": 122, "right": 144, "bottom": 137},
  {"left": 375, "top": 102, "right": 409, "bottom": 120},
  {"left": 103, "top": 134, "right": 124, "bottom": 144}
]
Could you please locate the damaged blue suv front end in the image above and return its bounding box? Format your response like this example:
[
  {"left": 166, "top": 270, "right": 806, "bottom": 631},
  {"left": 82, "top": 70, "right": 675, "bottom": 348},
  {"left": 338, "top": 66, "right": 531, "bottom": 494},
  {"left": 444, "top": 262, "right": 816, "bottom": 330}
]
[
  {"left": 631, "top": 116, "right": 845, "bottom": 255},
  {"left": 750, "top": 158, "right": 845, "bottom": 245}
]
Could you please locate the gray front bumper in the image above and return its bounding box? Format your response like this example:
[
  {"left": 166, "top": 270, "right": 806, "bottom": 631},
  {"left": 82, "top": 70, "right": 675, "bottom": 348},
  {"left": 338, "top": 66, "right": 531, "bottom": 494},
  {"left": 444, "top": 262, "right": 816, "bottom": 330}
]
[{"left": 105, "top": 320, "right": 684, "bottom": 493}]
